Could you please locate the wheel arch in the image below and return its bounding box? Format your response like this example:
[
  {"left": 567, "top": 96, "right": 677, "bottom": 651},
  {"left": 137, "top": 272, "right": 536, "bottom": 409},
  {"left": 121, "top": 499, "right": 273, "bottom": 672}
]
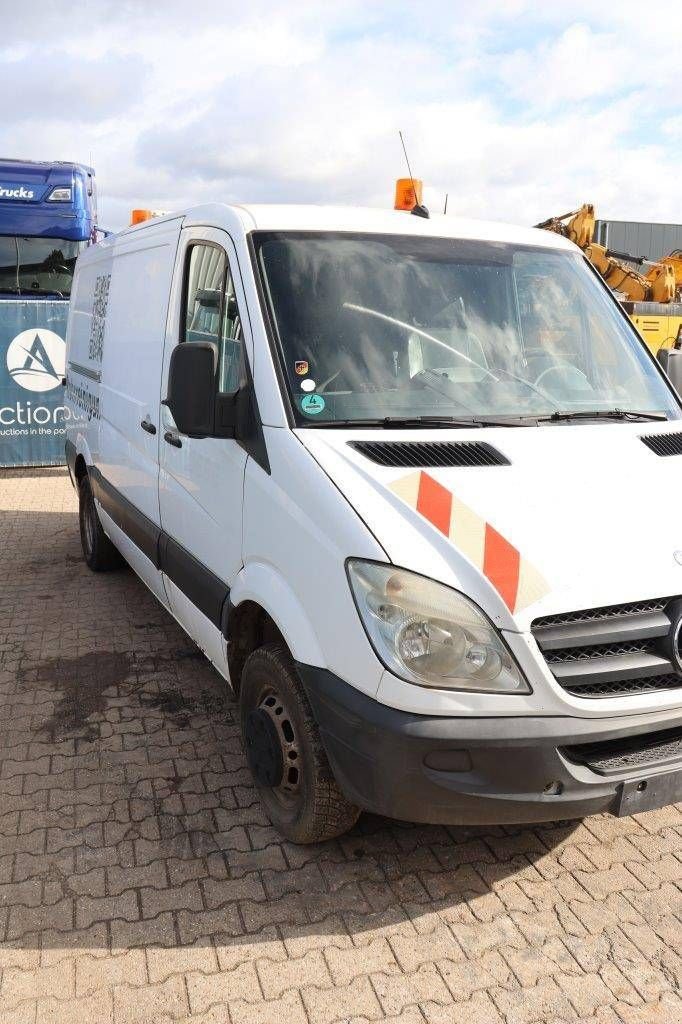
[
  {"left": 225, "top": 563, "right": 326, "bottom": 694},
  {"left": 74, "top": 452, "right": 88, "bottom": 484}
]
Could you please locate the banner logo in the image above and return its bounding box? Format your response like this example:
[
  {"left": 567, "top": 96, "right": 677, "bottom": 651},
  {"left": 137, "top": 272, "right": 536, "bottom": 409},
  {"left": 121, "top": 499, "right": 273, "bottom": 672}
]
[{"left": 6, "top": 329, "right": 65, "bottom": 392}]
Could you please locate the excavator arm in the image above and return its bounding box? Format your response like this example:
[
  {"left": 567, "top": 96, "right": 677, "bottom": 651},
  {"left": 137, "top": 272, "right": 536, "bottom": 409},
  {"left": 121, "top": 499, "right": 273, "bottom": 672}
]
[
  {"left": 586, "top": 243, "right": 675, "bottom": 303},
  {"left": 536, "top": 204, "right": 676, "bottom": 304}
]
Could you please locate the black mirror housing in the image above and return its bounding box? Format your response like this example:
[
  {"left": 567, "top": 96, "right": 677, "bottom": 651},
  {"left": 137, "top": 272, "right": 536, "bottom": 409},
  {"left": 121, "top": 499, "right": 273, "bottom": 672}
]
[
  {"left": 166, "top": 342, "right": 219, "bottom": 437},
  {"left": 165, "top": 342, "right": 244, "bottom": 439}
]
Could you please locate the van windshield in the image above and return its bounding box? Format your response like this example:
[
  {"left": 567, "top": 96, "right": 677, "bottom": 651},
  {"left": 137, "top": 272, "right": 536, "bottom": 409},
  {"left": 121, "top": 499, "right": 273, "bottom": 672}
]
[{"left": 255, "top": 232, "right": 679, "bottom": 425}]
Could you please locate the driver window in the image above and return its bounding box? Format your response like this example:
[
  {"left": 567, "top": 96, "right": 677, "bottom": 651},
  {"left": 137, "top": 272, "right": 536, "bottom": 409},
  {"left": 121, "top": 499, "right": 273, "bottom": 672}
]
[{"left": 182, "top": 243, "right": 244, "bottom": 394}]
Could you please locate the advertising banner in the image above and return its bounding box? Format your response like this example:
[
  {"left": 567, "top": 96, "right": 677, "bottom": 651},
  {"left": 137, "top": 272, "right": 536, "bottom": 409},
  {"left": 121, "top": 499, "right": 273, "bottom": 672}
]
[{"left": 0, "top": 299, "right": 69, "bottom": 467}]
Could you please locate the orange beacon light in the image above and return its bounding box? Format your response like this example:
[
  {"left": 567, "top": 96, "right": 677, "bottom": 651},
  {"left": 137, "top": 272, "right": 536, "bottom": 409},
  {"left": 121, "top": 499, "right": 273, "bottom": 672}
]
[
  {"left": 130, "top": 209, "right": 169, "bottom": 225},
  {"left": 394, "top": 177, "right": 423, "bottom": 211}
]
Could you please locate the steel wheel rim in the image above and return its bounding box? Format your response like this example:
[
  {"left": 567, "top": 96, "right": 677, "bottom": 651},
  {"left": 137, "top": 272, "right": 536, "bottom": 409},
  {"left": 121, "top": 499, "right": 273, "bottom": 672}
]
[{"left": 254, "top": 686, "right": 302, "bottom": 809}]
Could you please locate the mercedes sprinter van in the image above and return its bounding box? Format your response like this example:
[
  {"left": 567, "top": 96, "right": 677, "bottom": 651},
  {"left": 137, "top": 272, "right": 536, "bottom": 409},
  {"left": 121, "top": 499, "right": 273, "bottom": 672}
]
[{"left": 64, "top": 204, "right": 682, "bottom": 842}]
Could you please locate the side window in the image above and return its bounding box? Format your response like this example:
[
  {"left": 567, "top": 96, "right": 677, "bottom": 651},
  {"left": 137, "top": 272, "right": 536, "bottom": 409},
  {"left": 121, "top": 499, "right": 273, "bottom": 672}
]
[
  {"left": 183, "top": 243, "right": 244, "bottom": 394},
  {"left": 220, "top": 274, "right": 244, "bottom": 393}
]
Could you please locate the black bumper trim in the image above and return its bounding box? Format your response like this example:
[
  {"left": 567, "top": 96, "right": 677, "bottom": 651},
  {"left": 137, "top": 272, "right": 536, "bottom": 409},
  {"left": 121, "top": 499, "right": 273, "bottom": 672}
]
[{"left": 296, "top": 663, "right": 682, "bottom": 826}]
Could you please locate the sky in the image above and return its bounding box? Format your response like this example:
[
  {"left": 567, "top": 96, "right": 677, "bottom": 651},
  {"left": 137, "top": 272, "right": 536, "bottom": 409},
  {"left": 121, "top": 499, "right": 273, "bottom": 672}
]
[{"left": 1, "top": 0, "right": 681, "bottom": 232}]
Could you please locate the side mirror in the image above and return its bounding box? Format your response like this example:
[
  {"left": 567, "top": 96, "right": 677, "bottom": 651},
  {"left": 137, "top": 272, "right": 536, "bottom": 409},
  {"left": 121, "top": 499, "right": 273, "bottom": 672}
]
[
  {"left": 165, "top": 341, "right": 244, "bottom": 439},
  {"left": 165, "top": 342, "right": 221, "bottom": 438},
  {"left": 657, "top": 348, "right": 682, "bottom": 395}
]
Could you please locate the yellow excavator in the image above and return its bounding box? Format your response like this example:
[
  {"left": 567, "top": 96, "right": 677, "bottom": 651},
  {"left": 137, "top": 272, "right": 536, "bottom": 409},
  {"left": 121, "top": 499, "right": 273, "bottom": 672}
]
[{"left": 536, "top": 204, "right": 682, "bottom": 356}]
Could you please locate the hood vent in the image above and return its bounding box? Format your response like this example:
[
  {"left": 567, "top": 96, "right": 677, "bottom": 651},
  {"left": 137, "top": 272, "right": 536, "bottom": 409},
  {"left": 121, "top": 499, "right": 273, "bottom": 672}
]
[
  {"left": 348, "top": 440, "right": 510, "bottom": 468},
  {"left": 641, "top": 431, "right": 682, "bottom": 457}
]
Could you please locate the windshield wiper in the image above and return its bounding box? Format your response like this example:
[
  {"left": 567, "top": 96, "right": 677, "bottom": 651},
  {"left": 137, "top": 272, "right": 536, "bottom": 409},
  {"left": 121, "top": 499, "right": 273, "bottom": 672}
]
[
  {"left": 301, "top": 415, "right": 531, "bottom": 428},
  {"left": 539, "top": 409, "right": 669, "bottom": 424}
]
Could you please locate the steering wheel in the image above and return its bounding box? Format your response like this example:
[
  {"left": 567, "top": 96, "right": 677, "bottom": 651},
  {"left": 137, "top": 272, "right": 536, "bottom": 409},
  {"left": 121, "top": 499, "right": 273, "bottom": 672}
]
[{"left": 535, "top": 363, "right": 592, "bottom": 390}]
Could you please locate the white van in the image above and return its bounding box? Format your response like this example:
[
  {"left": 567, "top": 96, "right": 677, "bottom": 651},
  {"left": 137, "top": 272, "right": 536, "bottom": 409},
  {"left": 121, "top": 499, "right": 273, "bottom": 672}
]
[{"left": 64, "top": 204, "right": 682, "bottom": 842}]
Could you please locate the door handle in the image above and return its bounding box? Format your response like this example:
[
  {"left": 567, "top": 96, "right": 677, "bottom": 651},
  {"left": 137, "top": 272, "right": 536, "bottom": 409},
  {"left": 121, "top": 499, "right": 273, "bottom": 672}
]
[
  {"left": 140, "top": 418, "right": 157, "bottom": 435},
  {"left": 164, "top": 431, "right": 182, "bottom": 448}
]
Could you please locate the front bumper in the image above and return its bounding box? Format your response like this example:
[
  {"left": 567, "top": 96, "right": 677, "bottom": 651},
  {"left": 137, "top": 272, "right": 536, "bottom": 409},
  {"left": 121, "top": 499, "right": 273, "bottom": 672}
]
[{"left": 297, "top": 664, "right": 682, "bottom": 825}]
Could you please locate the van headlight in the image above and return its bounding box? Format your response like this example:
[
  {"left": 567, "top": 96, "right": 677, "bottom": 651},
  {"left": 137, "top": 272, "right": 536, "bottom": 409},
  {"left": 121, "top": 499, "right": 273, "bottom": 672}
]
[{"left": 347, "top": 560, "right": 529, "bottom": 693}]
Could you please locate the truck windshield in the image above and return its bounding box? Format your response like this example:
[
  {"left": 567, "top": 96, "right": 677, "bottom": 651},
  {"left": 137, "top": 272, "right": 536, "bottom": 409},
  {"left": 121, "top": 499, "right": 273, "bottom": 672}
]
[
  {"left": 0, "top": 236, "right": 82, "bottom": 297},
  {"left": 255, "top": 232, "right": 679, "bottom": 425}
]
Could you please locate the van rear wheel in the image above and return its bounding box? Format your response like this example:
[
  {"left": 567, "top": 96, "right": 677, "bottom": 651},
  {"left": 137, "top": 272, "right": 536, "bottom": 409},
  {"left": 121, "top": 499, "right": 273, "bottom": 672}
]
[
  {"left": 78, "top": 475, "right": 123, "bottom": 572},
  {"left": 240, "top": 643, "right": 360, "bottom": 843}
]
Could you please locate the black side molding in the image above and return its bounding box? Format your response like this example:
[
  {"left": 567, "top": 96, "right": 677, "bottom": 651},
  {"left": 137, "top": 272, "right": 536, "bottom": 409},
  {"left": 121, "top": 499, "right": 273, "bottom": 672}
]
[
  {"left": 89, "top": 467, "right": 161, "bottom": 568},
  {"left": 88, "top": 466, "right": 229, "bottom": 629},
  {"left": 159, "top": 533, "right": 229, "bottom": 626}
]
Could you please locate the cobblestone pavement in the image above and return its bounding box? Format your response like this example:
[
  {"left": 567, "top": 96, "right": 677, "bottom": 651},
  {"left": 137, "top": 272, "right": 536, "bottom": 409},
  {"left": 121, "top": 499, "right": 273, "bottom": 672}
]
[{"left": 0, "top": 468, "right": 680, "bottom": 1024}]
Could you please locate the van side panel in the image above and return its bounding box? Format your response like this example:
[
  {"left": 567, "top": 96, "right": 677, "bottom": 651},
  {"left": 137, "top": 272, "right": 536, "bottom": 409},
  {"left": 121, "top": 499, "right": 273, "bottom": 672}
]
[
  {"left": 65, "top": 242, "right": 115, "bottom": 470},
  {"left": 99, "top": 221, "right": 181, "bottom": 527}
]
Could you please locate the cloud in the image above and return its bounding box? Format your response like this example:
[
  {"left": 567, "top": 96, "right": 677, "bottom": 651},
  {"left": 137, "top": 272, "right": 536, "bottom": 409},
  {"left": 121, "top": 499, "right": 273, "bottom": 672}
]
[
  {"left": 0, "top": 2, "right": 680, "bottom": 230},
  {"left": 0, "top": 50, "right": 147, "bottom": 123}
]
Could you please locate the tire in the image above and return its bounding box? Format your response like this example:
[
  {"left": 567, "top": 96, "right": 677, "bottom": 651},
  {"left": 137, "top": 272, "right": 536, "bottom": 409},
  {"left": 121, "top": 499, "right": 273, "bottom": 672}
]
[
  {"left": 78, "top": 474, "right": 123, "bottom": 572},
  {"left": 240, "top": 643, "right": 360, "bottom": 843}
]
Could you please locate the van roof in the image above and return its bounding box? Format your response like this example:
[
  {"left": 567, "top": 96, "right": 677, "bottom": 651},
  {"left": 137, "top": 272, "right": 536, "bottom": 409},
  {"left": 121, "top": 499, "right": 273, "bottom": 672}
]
[{"left": 120, "top": 202, "right": 577, "bottom": 252}]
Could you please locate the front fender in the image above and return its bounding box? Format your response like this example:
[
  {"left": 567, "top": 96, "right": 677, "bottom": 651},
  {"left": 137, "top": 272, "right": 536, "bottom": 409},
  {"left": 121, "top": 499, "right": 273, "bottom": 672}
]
[{"left": 229, "top": 561, "right": 326, "bottom": 668}]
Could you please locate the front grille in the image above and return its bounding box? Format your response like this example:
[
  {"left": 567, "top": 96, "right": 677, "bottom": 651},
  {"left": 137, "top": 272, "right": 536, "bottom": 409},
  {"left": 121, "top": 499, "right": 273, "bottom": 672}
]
[
  {"left": 545, "top": 639, "right": 653, "bottom": 665},
  {"left": 348, "top": 440, "right": 510, "bottom": 469},
  {"left": 564, "top": 725, "right": 682, "bottom": 774},
  {"left": 562, "top": 675, "right": 682, "bottom": 699},
  {"left": 535, "top": 597, "right": 669, "bottom": 629},
  {"left": 641, "top": 431, "right": 682, "bottom": 457},
  {"left": 531, "top": 596, "right": 682, "bottom": 698}
]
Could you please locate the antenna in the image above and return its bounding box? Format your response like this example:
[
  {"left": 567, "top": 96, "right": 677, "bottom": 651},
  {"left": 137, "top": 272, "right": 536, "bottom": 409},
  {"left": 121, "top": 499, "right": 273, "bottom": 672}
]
[
  {"left": 398, "top": 131, "right": 429, "bottom": 219},
  {"left": 443, "top": 193, "right": 448, "bottom": 215}
]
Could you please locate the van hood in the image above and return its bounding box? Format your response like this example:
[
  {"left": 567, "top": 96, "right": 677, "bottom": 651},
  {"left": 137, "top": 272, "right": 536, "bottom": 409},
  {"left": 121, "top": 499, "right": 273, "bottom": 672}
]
[{"left": 298, "top": 423, "right": 682, "bottom": 632}]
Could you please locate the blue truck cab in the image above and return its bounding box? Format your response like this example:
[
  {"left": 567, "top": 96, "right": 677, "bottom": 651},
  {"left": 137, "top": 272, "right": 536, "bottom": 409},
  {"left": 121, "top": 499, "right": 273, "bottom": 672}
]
[
  {"left": 0, "top": 159, "right": 97, "bottom": 297},
  {"left": 0, "top": 159, "right": 99, "bottom": 466}
]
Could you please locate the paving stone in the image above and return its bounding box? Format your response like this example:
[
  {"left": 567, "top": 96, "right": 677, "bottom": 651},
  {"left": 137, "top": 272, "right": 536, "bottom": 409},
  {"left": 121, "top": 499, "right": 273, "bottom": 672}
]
[
  {"left": 187, "top": 962, "right": 261, "bottom": 1012},
  {"left": 107, "top": 860, "right": 167, "bottom": 896},
  {"left": 302, "top": 975, "right": 383, "bottom": 1024},
  {"left": 491, "top": 978, "right": 576, "bottom": 1023},
  {"left": 229, "top": 990, "right": 308, "bottom": 1024},
  {"left": 1, "top": 959, "right": 75, "bottom": 1007},
  {"left": 325, "top": 936, "right": 398, "bottom": 985},
  {"left": 258, "top": 948, "right": 332, "bottom": 998},
  {"left": 113, "top": 976, "right": 189, "bottom": 1023},
  {"left": 75, "top": 949, "right": 147, "bottom": 997},
  {"left": 371, "top": 964, "right": 452, "bottom": 1015},
  {"left": 37, "top": 990, "right": 114, "bottom": 1024},
  {"left": 423, "top": 992, "right": 505, "bottom": 1023},
  {"left": 146, "top": 941, "right": 219, "bottom": 984},
  {"left": 140, "top": 879, "right": 202, "bottom": 917},
  {"left": 75, "top": 890, "right": 138, "bottom": 929},
  {"left": 557, "top": 970, "right": 620, "bottom": 1017},
  {"left": 215, "top": 929, "right": 286, "bottom": 966}
]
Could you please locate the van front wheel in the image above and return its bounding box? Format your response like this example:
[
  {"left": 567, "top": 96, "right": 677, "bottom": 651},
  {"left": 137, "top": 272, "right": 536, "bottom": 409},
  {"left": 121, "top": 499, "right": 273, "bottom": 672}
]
[
  {"left": 240, "top": 643, "right": 360, "bottom": 843},
  {"left": 78, "top": 475, "right": 123, "bottom": 572}
]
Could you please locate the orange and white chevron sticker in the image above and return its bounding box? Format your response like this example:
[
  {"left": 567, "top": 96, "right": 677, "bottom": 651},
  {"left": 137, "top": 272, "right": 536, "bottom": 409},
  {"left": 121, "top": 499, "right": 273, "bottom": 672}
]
[{"left": 390, "top": 471, "right": 549, "bottom": 614}]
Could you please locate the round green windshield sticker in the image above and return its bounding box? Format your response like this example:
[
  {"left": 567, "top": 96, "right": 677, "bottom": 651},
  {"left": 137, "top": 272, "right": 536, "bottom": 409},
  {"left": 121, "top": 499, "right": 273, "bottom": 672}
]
[{"left": 301, "top": 394, "right": 326, "bottom": 415}]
